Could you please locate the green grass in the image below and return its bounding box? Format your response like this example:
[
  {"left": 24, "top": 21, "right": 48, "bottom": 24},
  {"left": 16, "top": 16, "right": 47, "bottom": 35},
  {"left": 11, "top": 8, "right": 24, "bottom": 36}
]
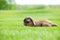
[{"left": 0, "top": 9, "right": 60, "bottom": 40}]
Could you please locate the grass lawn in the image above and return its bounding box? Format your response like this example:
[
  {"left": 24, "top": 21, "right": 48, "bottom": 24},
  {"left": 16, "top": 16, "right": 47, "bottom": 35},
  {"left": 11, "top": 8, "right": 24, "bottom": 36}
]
[{"left": 0, "top": 9, "right": 60, "bottom": 40}]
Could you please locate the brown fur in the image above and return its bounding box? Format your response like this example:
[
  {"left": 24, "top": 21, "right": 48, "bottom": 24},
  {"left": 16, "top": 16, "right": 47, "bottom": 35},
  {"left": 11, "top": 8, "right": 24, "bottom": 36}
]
[
  {"left": 23, "top": 17, "right": 57, "bottom": 26},
  {"left": 34, "top": 20, "right": 57, "bottom": 26},
  {"left": 24, "top": 17, "right": 34, "bottom": 26}
]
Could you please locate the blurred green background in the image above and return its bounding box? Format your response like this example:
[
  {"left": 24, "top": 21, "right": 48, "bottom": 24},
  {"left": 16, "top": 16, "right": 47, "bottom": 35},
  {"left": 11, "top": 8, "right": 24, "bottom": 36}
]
[{"left": 0, "top": 0, "right": 60, "bottom": 40}]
